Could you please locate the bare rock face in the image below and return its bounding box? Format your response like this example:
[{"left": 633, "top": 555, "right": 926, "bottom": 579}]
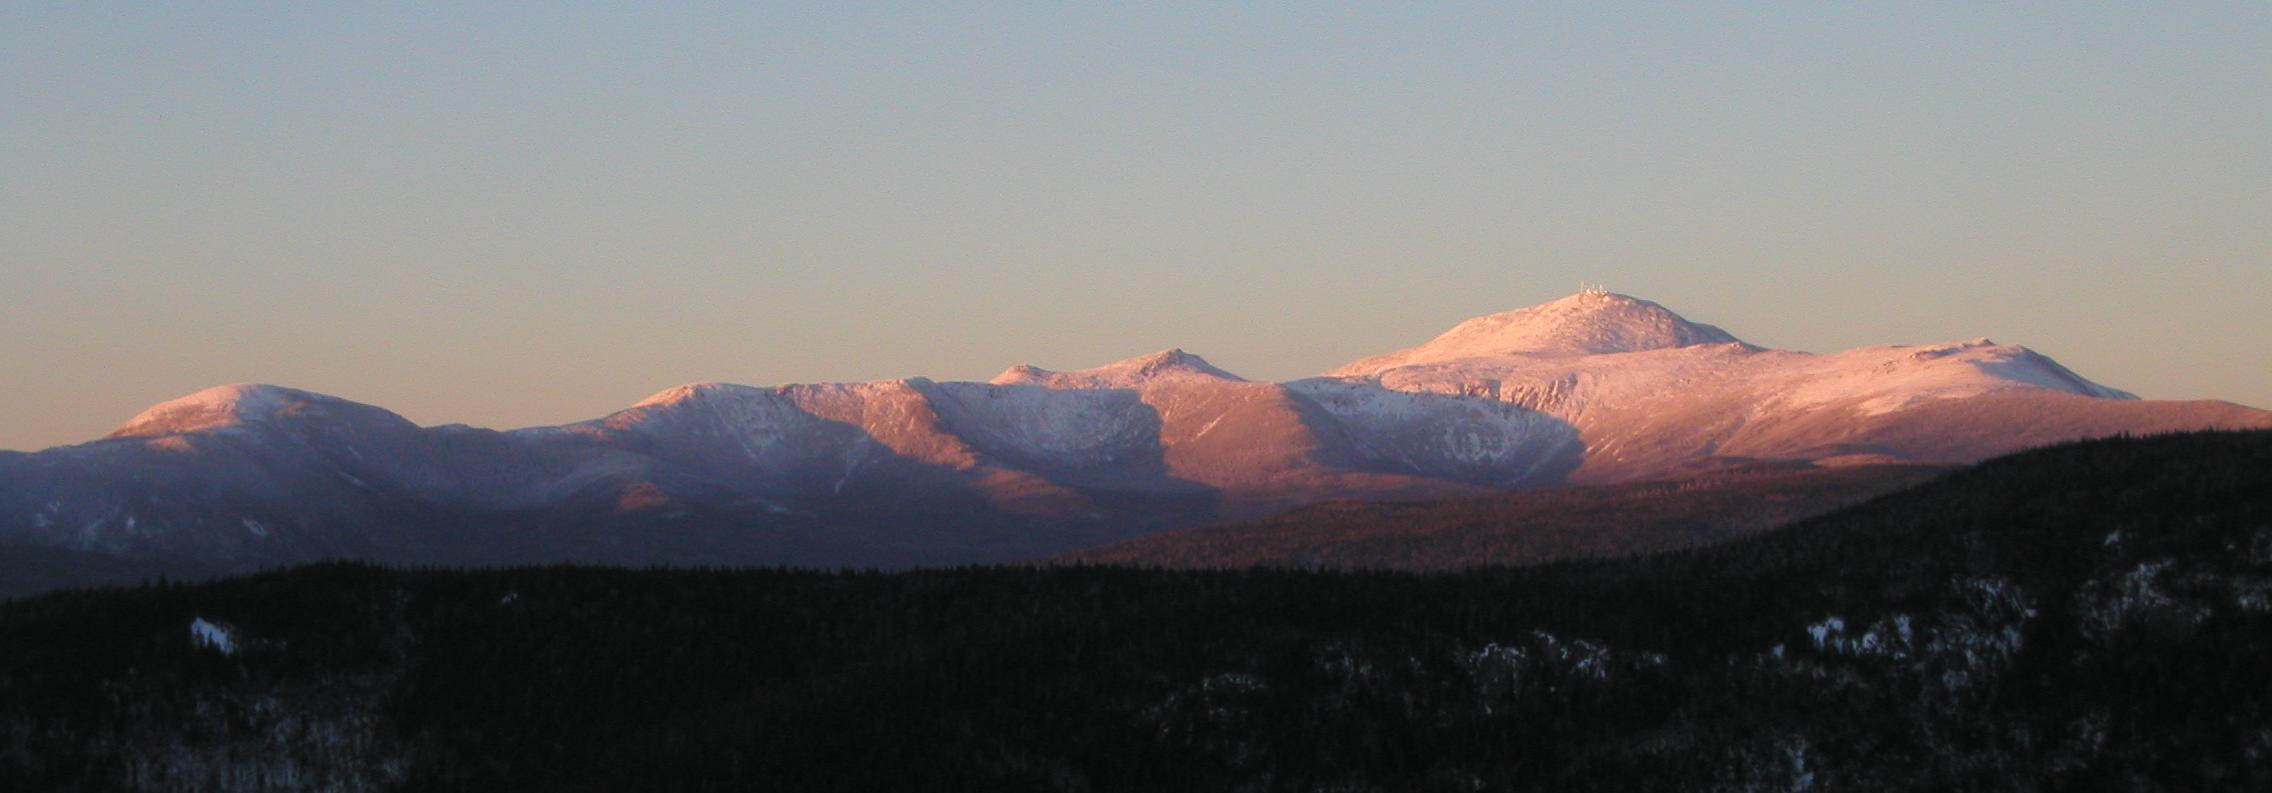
[{"left": 2, "top": 291, "right": 2265, "bottom": 583}]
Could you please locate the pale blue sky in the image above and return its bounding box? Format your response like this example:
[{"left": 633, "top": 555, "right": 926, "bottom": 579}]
[{"left": 3, "top": 3, "right": 2267, "bottom": 450}]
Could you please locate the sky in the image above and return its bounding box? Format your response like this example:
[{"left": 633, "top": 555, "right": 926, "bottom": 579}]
[{"left": 2, "top": 2, "right": 2267, "bottom": 451}]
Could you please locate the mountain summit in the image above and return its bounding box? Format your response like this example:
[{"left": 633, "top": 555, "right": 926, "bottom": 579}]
[
  {"left": 991, "top": 348, "right": 1244, "bottom": 389},
  {"left": 107, "top": 384, "right": 416, "bottom": 439},
  {"left": 1333, "top": 291, "right": 1741, "bottom": 374},
  {"left": 1315, "top": 291, "right": 2206, "bottom": 482}
]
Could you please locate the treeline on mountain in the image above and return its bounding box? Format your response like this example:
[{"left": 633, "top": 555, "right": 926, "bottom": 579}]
[
  {"left": 1, "top": 430, "right": 2268, "bottom": 791},
  {"left": 1060, "top": 461, "right": 1952, "bottom": 570}
]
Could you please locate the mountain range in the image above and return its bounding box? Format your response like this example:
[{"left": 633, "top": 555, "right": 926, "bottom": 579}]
[{"left": 3, "top": 290, "right": 2265, "bottom": 591}]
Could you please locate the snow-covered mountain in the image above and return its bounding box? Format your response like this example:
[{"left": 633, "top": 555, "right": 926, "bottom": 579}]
[
  {"left": 3, "top": 291, "right": 2265, "bottom": 584},
  {"left": 1317, "top": 290, "right": 2197, "bottom": 482},
  {"left": 1334, "top": 289, "right": 1742, "bottom": 366}
]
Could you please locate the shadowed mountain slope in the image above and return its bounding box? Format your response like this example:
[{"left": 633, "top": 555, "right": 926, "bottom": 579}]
[{"left": 1061, "top": 462, "right": 1952, "bottom": 569}]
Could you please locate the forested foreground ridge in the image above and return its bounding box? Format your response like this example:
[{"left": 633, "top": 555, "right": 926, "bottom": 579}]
[{"left": 3, "top": 431, "right": 2269, "bottom": 792}]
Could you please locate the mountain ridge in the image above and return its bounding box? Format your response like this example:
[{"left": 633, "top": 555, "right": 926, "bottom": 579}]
[
  {"left": 87, "top": 292, "right": 2176, "bottom": 444},
  {"left": 2, "top": 291, "right": 2265, "bottom": 586}
]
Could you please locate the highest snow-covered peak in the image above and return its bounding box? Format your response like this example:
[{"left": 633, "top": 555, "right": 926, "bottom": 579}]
[
  {"left": 1414, "top": 290, "right": 1740, "bottom": 357},
  {"left": 109, "top": 384, "right": 403, "bottom": 438},
  {"left": 1330, "top": 291, "right": 1743, "bottom": 375},
  {"left": 991, "top": 348, "right": 1245, "bottom": 389}
]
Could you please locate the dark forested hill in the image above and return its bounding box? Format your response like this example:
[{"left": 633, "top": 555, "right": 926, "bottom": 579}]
[
  {"left": 1059, "top": 461, "right": 1951, "bottom": 569},
  {"left": 2, "top": 430, "right": 2268, "bottom": 791}
]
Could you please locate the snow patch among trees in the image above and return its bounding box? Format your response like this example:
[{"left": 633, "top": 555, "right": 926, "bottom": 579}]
[{"left": 190, "top": 617, "right": 238, "bottom": 655}]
